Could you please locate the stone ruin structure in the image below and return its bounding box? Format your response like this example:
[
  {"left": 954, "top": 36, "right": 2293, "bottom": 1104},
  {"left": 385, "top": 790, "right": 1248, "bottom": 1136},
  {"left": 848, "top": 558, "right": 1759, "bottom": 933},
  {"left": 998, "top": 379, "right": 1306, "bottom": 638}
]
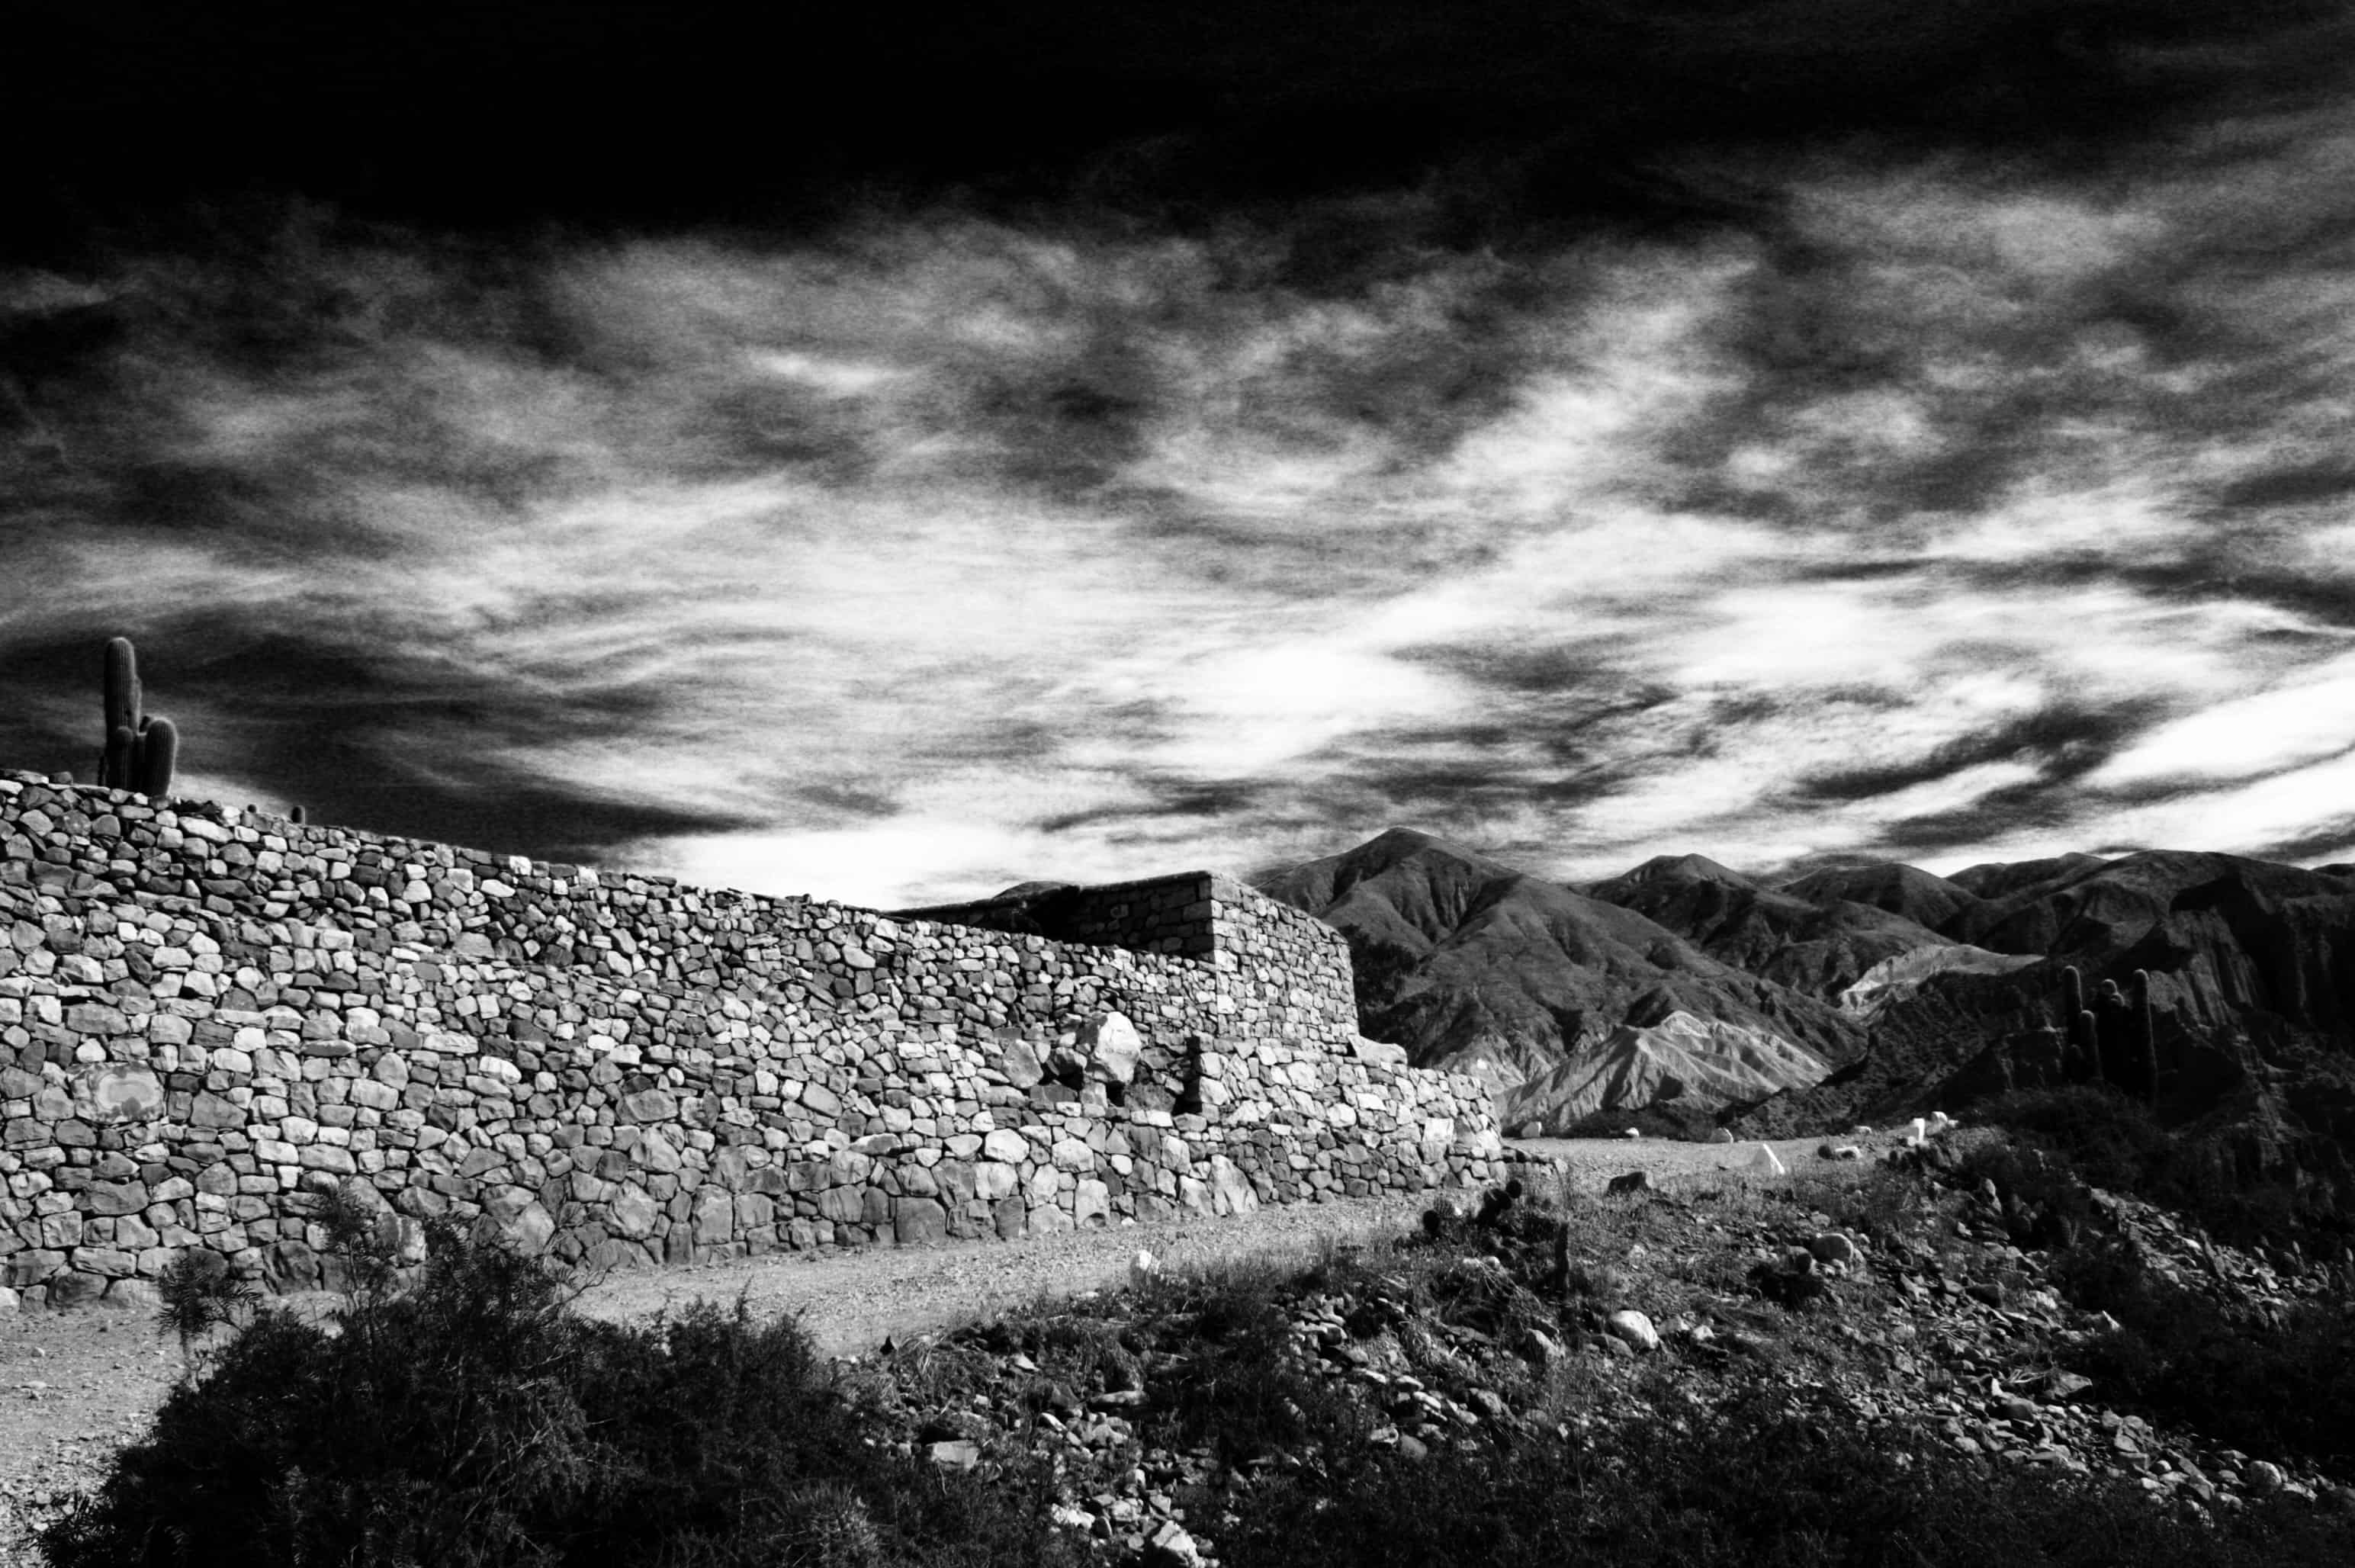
[{"left": 0, "top": 771, "right": 1502, "bottom": 1307}]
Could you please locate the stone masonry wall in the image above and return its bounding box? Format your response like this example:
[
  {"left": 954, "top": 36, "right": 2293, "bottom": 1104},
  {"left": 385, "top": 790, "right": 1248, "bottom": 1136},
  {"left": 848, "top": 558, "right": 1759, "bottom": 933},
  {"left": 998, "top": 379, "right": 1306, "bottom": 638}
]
[
  {"left": 898, "top": 872, "right": 1359, "bottom": 1059},
  {"left": 0, "top": 771, "right": 1501, "bottom": 1309},
  {"left": 898, "top": 876, "right": 1227, "bottom": 959}
]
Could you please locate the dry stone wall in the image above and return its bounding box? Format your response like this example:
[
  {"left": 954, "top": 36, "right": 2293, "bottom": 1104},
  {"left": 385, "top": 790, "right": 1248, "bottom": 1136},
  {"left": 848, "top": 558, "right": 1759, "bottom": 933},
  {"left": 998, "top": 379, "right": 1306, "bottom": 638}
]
[{"left": 0, "top": 771, "right": 1501, "bottom": 1308}]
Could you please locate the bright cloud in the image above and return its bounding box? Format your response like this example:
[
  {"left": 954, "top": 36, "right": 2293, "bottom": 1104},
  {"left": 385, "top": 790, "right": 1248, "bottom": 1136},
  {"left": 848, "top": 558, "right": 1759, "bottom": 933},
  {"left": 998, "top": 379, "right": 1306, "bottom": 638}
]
[{"left": 16, "top": 115, "right": 2355, "bottom": 906}]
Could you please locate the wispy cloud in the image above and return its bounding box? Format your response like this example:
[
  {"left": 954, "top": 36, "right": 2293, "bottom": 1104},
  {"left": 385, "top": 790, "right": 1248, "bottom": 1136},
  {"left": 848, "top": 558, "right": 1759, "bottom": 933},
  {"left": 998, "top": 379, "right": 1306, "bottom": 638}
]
[{"left": 13, "top": 75, "right": 2355, "bottom": 904}]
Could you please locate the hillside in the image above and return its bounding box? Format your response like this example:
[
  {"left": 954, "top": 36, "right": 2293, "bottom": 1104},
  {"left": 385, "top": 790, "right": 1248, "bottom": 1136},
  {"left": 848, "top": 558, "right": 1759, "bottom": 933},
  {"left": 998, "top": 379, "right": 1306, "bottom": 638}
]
[
  {"left": 1255, "top": 829, "right": 1864, "bottom": 1130},
  {"left": 1258, "top": 831, "right": 2355, "bottom": 1227}
]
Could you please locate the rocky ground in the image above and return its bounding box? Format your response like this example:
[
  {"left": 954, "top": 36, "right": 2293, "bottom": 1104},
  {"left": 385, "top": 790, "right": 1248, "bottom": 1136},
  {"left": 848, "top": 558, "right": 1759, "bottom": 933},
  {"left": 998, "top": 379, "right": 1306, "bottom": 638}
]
[
  {"left": 804, "top": 1137, "right": 2355, "bottom": 1565},
  {"left": 7, "top": 1126, "right": 2350, "bottom": 1565}
]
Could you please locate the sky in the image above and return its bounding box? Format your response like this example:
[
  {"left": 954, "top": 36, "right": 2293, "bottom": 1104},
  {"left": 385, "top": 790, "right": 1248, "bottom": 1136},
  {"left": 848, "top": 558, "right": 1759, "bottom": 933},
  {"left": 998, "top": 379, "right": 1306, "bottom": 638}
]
[{"left": 8, "top": 2, "right": 2355, "bottom": 908}]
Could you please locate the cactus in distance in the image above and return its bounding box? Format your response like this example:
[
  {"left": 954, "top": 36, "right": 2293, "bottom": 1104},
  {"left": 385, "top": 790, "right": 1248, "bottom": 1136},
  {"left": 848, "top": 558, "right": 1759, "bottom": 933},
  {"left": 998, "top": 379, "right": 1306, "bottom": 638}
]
[{"left": 97, "top": 636, "right": 178, "bottom": 798}]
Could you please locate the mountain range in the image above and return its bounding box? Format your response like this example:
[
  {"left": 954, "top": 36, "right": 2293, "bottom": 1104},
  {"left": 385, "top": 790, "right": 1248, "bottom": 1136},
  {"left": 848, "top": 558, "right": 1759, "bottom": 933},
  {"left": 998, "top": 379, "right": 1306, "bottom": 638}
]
[{"left": 1251, "top": 828, "right": 2355, "bottom": 1225}]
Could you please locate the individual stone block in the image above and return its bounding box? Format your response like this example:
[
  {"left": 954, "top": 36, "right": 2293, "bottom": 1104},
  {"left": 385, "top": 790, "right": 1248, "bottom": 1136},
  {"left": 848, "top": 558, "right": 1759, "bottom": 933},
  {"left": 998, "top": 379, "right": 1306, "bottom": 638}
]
[
  {"left": 691, "top": 1187, "right": 733, "bottom": 1247},
  {"left": 635, "top": 1128, "right": 683, "bottom": 1174},
  {"left": 480, "top": 1184, "right": 555, "bottom": 1252},
  {"left": 73, "top": 1065, "right": 165, "bottom": 1122},
  {"left": 87, "top": 1180, "right": 149, "bottom": 1216},
  {"left": 609, "top": 1185, "right": 659, "bottom": 1239},
  {"left": 46, "top": 1270, "right": 107, "bottom": 1309},
  {"left": 995, "top": 1040, "right": 1043, "bottom": 1090},
  {"left": 894, "top": 1197, "right": 948, "bottom": 1245},
  {"left": 64, "top": 1003, "right": 130, "bottom": 1036}
]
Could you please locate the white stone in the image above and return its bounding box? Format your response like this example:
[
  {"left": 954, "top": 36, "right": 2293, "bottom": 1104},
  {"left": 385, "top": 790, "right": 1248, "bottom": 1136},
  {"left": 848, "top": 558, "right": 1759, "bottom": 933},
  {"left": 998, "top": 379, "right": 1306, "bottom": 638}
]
[
  {"left": 1070, "top": 1011, "right": 1142, "bottom": 1084},
  {"left": 1604, "top": 1309, "right": 1659, "bottom": 1353},
  {"left": 1745, "top": 1143, "right": 1787, "bottom": 1177}
]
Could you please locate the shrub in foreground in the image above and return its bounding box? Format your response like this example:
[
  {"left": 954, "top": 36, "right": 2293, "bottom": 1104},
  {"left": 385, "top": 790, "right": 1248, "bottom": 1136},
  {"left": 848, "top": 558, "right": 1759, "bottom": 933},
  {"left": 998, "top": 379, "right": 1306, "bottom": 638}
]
[{"left": 43, "top": 1218, "right": 1069, "bottom": 1568}]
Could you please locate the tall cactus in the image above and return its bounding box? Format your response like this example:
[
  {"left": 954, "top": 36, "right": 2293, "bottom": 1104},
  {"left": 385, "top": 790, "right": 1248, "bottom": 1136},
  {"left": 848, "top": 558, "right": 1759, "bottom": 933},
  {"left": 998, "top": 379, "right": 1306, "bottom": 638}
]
[
  {"left": 2135, "top": 968, "right": 2160, "bottom": 1106},
  {"left": 2061, "top": 965, "right": 2090, "bottom": 1081},
  {"left": 97, "top": 636, "right": 178, "bottom": 799}
]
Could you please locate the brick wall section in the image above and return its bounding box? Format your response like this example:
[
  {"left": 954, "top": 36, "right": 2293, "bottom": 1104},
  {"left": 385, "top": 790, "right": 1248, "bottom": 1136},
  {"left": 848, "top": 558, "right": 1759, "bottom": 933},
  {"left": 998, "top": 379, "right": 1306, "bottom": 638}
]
[{"left": 0, "top": 773, "right": 1501, "bottom": 1307}]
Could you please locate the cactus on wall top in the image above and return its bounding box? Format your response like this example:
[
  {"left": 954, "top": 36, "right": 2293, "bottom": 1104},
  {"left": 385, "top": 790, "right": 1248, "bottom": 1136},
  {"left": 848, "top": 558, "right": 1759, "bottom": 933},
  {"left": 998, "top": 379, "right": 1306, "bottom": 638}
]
[{"left": 97, "top": 636, "right": 178, "bottom": 800}]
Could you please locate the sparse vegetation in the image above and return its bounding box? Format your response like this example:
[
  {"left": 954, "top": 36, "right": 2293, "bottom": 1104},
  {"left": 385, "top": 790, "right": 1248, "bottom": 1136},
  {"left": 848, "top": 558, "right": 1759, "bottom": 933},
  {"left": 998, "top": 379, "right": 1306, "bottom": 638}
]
[
  {"left": 1211, "top": 1380, "right": 2350, "bottom": 1568},
  {"left": 43, "top": 1199, "right": 1072, "bottom": 1568},
  {"left": 42, "top": 1156, "right": 2355, "bottom": 1568},
  {"left": 1927, "top": 1110, "right": 2355, "bottom": 1483},
  {"left": 1971, "top": 1084, "right": 2331, "bottom": 1248},
  {"left": 2069, "top": 1277, "right": 2355, "bottom": 1479}
]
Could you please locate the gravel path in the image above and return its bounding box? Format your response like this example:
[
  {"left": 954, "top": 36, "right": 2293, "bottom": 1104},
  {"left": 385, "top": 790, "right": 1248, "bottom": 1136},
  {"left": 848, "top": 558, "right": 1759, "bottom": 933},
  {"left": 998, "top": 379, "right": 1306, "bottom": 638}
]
[
  {"left": 571, "top": 1133, "right": 1896, "bottom": 1355},
  {"left": 0, "top": 1133, "right": 1894, "bottom": 1561}
]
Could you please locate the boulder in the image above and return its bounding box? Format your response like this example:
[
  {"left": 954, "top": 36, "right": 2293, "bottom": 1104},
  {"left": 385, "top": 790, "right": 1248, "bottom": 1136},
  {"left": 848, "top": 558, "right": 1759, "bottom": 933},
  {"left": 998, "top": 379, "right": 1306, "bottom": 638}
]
[
  {"left": 928, "top": 1440, "right": 982, "bottom": 1472},
  {"left": 1709, "top": 1127, "right": 1736, "bottom": 1143},
  {"left": 1807, "top": 1232, "right": 1862, "bottom": 1268},
  {"left": 1744, "top": 1143, "right": 1788, "bottom": 1177},
  {"left": 1604, "top": 1309, "right": 1660, "bottom": 1353},
  {"left": 1145, "top": 1519, "right": 1206, "bottom": 1568},
  {"left": 1605, "top": 1171, "right": 1650, "bottom": 1196}
]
